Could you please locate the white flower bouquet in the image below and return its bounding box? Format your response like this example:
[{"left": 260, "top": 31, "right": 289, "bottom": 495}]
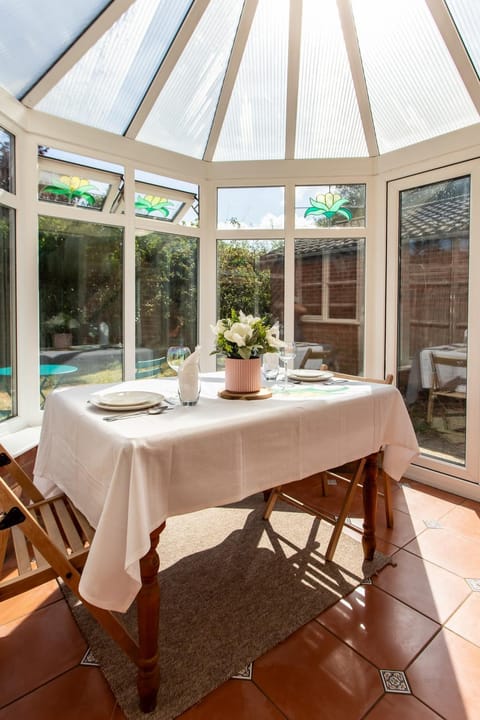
[{"left": 211, "top": 309, "right": 283, "bottom": 360}]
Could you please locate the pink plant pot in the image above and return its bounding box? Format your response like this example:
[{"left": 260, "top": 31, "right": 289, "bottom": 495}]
[{"left": 224, "top": 357, "right": 262, "bottom": 393}]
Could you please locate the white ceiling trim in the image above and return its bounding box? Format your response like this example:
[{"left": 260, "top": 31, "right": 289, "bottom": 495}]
[
  {"left": 204, "top": 0, "right": 259, "bottom": 162},
  {"left": 426, "top": 0, "right": 480, "bottom": 115},
  {"left": 337, "top": 0, "right": 378, "bottom": 157},
  {"left": 285, "top": 0, "right": 302, "bottom": 160},
  {"left": 125, "top": 0, "right": 211, "bottom": 139},
  {"left": 21, "top": 0, "right": 137, "bottom": 108}
]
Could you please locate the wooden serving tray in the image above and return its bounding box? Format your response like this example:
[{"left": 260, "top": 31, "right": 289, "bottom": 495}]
[{"left": 218, "top": 388, "right": 273, "bottom": 400}]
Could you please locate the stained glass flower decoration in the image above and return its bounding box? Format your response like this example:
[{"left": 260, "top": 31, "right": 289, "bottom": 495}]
[{"left": 304, "top": 192, "right": 352, "bottom": 221}]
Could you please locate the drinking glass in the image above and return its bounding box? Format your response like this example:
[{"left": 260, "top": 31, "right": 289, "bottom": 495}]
[
  {"left": 262, "top": 352, "right": 280, "bottom": 385},
  {"left": 166, "top": 346, "right": 191, "bottom": 374},
  {"left": 279, "top": 341, "right": 296, "bottom": 390}
]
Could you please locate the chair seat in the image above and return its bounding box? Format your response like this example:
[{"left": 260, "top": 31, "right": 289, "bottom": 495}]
[{"left": 1, "top": 491, "right": 94, "bottom": 599}]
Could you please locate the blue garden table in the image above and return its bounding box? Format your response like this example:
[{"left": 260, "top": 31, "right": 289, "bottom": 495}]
[{"left": 0, "top": 364, "right": 78, "bottom": 406}]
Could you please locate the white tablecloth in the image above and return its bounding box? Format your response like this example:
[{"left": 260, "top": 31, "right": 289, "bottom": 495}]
[{"left": 34, "top": 374, "right": 418, "bottom": 612}]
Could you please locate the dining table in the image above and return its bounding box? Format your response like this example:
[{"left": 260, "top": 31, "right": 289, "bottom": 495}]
[{"left": 33, "top": 372, "right": 419, "bottom": 712}]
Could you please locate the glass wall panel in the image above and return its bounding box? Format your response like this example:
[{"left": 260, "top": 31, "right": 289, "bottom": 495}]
[
  {"left": 295, "top": 184, "right": 366, "bottom": 228},
  {"left": 135, "top": 231, "right": 199, "bottom": 377},
  {"left": 216, "top": 239, "right": 285, "bottom": 357},
  {"left": 39, "top": 217, "right": 124, "bottom": 407},
  {"left": 217, "top": 187, "right": 284, "bottom": 229},
  {"left": 397, "top": 176, "right": 469, "bottom": 466},
  {"left": 0, "top": 127, "right": 14, "bottom": 193},
  {"left": 0, "top": 205, "right": 15, "bottom": 421},
  {"left": 294, "top": 238, "right": 365, "bottom": 374}
]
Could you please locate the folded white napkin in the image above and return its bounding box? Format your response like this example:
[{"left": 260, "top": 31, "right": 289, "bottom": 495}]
[{"left": 178, "top": 347, "right": 201, "bottom": 402}]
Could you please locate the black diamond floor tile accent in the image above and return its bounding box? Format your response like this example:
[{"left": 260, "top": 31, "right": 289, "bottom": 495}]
[
  {"left": 80, "top": 648, "right": 99, "bottom": 667},
  {"left": 380, "top": 669, "right": 411, "bottom": 694},
  {"left": 232, "top": 662, "right": 253, "bottom": 680},
  {"left": 423, "top": 519, "right": 444, "bottom": 529},
  {"left": 466, "top": 578, "right": 480, "bottom": 592}
]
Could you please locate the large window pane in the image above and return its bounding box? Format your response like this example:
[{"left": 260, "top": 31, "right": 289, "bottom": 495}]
[
  {"left": 398, "top": 176, "right": 469, "bottom": 466},
  {"left": 217, "top": 187, "right": 285, "bottom": 229},
  {"left": 0, "top": 205, "right": 15, "bottom": 421},
  {"left": 216, "top": 238, "right": 285, "bottom": 339},
  {"left": 135, "top": 231, "right": 199, "bottom": 377},
  {"left": 0, "top": 127, "right": 14, "bottom": 193},
  {"left": 39, "top": 217, "right": 124, "bottom": 407},
  {"left": 294, "top": 238, "right": 365, "bottom": 374}
]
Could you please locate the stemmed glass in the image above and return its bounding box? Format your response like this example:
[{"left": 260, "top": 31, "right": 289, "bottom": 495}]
[
  {"left": 166, "top": 346, "right": 191, "bottom": 375},
  {"left": 279, "top": 341, "right": 296, "bottom": 390}
]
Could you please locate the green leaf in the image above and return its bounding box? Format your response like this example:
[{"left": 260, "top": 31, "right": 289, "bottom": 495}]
[
  {"left": 42, "top": 184, "right": 70, "bottom": 195},
  {"left": 304, "top": 207, "right": 325, "bottom": 218}
]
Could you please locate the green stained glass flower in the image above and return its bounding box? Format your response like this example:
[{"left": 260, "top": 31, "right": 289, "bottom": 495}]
[{"left": 304, "top": 192, "right": 352, "bottom": 221}]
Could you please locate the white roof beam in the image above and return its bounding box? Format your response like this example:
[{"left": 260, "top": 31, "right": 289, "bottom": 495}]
[
  {"left": 426, "top": 0, "right": 480, "bottom": 115},
  {"left": 284, "top": 0, "right": 302, "bottom": 160},
  {"left": 125, "top": 0, "right": 211, "bottom": 139},
  {"left": 22, "top": 0, "right": 137, "bottom": 107},
  {"left": 203, "top": 0, "right": 259, "bottom": 162},
  {"left": 337, "top": 0, "right": 378, "bottom": 157}
]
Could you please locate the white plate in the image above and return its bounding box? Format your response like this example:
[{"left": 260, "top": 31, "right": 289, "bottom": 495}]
[
  {"left": 288, "top": 369, "right": 334, "bottom": 382},
  {"left": 89, "top": 390, "right": 164, "bottom": 411}
]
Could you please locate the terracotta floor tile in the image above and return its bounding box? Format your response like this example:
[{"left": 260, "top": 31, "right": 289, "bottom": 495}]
[
  {"left": 445, "top": 593, "right": 480, "bottom": 647},
  {"left": 373, "top": 548, "right": 470, "bottom": 624},
  {"left": 407, "top": 628, "right": 480, "bottom": 720},
  {"left": 0, "top": 580, "right": 62, "bottom": 625},
  {"left": 0, "top": 666, "right": 125, "bottom": 720},
  {"left": 253, "top": 620, "right": 382, "bottom": 720},
  {"left": 0, "top": 601, "right": 87, "bottom": 707},
  {"left": 391, "top": 481, "right": 464, "bottom": 521},
  {"left": 405, "top": 527, "right": 480, "bottom": 577},
  {"left": 338, "top": 521, "right": 400, "bottom": 557},
  {"left": 353, "top": 506, "right": 425, "bottom": 549},
  {"left": 364, "top": 693, "right": 443, "bottom": 719},
  {"left": 177, "top": 679, "right": 285, "bottom": 719},
  {"left": 439, "top": 502, "right": 480, "bottom": 542},
  {"left": 317, "top": 584, "right": 439, "bottom": 669}
]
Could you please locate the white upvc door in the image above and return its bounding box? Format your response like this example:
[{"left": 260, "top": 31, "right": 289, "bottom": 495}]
[{"left": 386, "top": 160, "right": 480, "bottom": 500}]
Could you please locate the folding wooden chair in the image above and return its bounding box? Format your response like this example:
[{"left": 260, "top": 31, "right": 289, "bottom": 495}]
[
  {"left": 0, "top": 443, "right": 159, "bottom": 712},
  {"left": 426, "top": 353, "right": 467, "bottom": 427},
  {"left": 263, "top": 373, "right": 394, "bottom": 561},
  {"left": 299, "top": 347, "right": 332, "bottom": 370}
]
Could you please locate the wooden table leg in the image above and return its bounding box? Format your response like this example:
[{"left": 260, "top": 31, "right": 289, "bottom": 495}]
[
  {"left": 362, "top": 452, "right": 378, "bottom": 561},
  {"left": 136, "top": 523, "right": 165, "bottom": 712}
]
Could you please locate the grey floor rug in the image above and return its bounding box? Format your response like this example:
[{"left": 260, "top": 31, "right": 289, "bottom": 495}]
[{"left": 65, "top": 493, "right": 392, "bottom": 720}]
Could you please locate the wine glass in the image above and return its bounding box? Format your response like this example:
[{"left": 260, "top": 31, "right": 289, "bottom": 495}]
[
  {"left": 166, "top": 346, "right": 191, "bottom": 375},
  {"left": 279, "top": 341, "right": 296, "bottom": 390}
]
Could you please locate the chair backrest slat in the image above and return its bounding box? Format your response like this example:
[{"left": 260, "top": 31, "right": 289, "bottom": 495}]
[{"left": 333, "top": 372, "right": 393, "bottom": 385}]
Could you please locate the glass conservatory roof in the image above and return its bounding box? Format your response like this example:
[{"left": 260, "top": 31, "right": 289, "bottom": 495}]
[{"left": 1, "top": 0, "right": 479, "bottom": 162}]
